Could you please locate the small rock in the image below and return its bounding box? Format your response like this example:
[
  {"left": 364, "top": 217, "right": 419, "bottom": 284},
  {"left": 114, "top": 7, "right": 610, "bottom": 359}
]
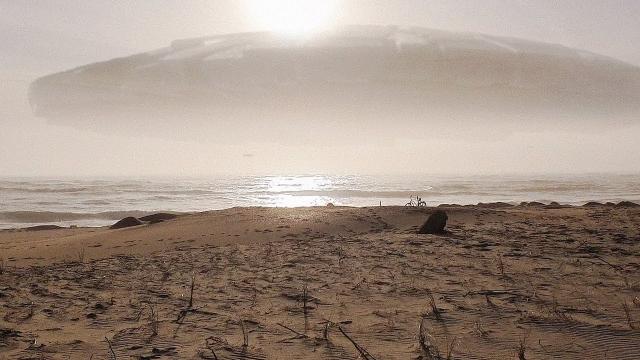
[
  {"left": 24, "top": 225, "right": 64, "bottom": 231},
  {"left": 477, "top": 202, "right": 513, "bottom": 208},
  {"left": 0, "top": 328, "right": 21, "bottom": 339},
  {"left": 545, "top": 201, "right": 564, "bottom": 209},
  {"left": 418, "top": 210, "right": 448, "bottom": 234},
  {"left": 527, "top": 201, "right": 546, "bottom": 207},
  {"left": 519, "top": 201, "right": 545, "bottom": 207}
]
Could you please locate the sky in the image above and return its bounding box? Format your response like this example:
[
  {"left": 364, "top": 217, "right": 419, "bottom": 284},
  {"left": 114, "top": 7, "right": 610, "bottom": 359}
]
[{"left": 1, "top": 0, "right": 640, "bottom": 176}]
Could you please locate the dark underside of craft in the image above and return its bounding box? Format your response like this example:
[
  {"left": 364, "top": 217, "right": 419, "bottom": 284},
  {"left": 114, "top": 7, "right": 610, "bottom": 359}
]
[{"left": 29, "top": 25, "right": 640, "bottom": 138}]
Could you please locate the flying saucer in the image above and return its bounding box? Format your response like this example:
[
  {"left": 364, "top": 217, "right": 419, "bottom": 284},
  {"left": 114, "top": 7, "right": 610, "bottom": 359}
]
[{"left": 29, "top": 25, "right": 640, "bottom": 139}]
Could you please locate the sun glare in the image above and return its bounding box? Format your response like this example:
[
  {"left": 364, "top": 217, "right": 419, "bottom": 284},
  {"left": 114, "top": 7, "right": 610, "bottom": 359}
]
[{"left": 245, "top": 0, "right": 338, "bottom": 37}]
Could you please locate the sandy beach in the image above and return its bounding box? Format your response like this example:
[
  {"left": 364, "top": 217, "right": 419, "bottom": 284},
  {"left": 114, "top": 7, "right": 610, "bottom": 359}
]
[
  {"left": 5, "top": 1, "right": 640, "bottom": 359},
  {"left": 1, "top": 204, "right": 639, "bottom": 359}
]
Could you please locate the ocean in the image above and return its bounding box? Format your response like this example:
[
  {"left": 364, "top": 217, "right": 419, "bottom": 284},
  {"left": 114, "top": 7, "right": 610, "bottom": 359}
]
[{"left": 1, "top": 174, "right": 640, "bottom": 229}]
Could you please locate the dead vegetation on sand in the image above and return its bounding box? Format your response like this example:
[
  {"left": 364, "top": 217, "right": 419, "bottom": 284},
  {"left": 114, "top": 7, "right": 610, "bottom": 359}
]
[{"left": 1, "top": 206, "right": 639, "bottom": 359}]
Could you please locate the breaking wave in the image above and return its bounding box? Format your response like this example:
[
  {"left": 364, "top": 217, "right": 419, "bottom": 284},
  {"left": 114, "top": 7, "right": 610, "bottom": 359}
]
[{"left": 0, "top": 211, "right": 152, "bottom": 223}]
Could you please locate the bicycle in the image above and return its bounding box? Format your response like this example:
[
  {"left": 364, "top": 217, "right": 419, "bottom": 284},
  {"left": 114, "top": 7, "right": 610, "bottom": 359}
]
[{"left": 405, "top": 195, "right": 427, "bottom": 207}]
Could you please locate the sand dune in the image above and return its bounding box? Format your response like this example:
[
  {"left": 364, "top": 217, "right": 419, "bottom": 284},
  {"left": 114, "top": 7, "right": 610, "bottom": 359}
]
[{"left": 1, "top": 206, "right": 639, "bottom": 359}]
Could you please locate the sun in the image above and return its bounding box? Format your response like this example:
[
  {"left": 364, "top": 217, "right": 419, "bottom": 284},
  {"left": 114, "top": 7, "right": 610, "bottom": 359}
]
[{"left": 245, "top": 0, "right": 338, "bottom": 37}]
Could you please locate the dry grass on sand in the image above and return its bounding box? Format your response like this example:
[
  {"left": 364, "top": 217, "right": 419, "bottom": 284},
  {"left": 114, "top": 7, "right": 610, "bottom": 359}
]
[{"left": 1, "top": 205, "right": 640, "bottom": 359}]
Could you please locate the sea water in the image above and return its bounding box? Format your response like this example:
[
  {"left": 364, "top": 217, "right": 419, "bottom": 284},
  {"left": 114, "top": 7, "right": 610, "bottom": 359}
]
[{"left": 1, "top": 174, "right": 639, "bottom": 229}]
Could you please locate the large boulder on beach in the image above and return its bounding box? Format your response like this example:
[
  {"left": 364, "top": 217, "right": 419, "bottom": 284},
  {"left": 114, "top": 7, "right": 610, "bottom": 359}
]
[
  {"left": 583, "top": 201, "right": 604, "bottom": 207},
  {"left": 616, "top": 201, "right": 640, "bottom": 208},
  {"left": 418, "top": 211, "right": 448, "bottom": 234},
  {"left": 139, "top": 213, "right": 179, "bottom": 223},
  {"left": 110, "top": 217, "right": 143, "bottom": 229}
]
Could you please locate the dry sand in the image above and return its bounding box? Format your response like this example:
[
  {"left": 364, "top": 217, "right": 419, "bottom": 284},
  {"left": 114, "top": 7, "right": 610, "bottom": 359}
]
[{"left": 1, "top": 205, "right": 639, "bottom": 359}]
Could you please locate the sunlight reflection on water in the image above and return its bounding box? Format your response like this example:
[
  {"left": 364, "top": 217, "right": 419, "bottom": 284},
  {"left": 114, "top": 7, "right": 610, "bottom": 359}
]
[{"left": 264, "top": 175, "right": 334, "bottom": 207}]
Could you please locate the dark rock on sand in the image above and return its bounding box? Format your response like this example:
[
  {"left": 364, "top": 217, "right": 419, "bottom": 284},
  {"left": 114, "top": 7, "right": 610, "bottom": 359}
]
[
  {"left": 418, "top": 210, "right": 448, "bottom": 234},
  {"left": 522, "top": 201, "right": 545, "bottom": 207},
  {"left": 583, "top": 201, "right": 604, "bottom": 207},
  {"left": 477, "top": 202, "right": 513, "bottom": 208},
  {"left": 326, "top": 203, "right": 335, "bottom": 207},
  {"left": 139, "top": 213, "right": 179, "bottom": 223},
  {"left": 110, "top": 217, "right": 143, "bottom": 229},
  {"left": 0, "top": 328, "right": 21, "bottom": 341},
  {"left": 24, "top": 225, "right": 64, "bottom": 231},
  {"left": 616, "top": 201, "right": 640, "bottom": 208},
  {"left": 545, "top": 202, "right": 565, "bottom": 209}
]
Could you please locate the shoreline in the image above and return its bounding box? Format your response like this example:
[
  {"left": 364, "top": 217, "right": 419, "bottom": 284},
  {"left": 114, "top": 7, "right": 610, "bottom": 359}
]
[{"left": 1, "top": 200, "right": 639, "bottom": 231}]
